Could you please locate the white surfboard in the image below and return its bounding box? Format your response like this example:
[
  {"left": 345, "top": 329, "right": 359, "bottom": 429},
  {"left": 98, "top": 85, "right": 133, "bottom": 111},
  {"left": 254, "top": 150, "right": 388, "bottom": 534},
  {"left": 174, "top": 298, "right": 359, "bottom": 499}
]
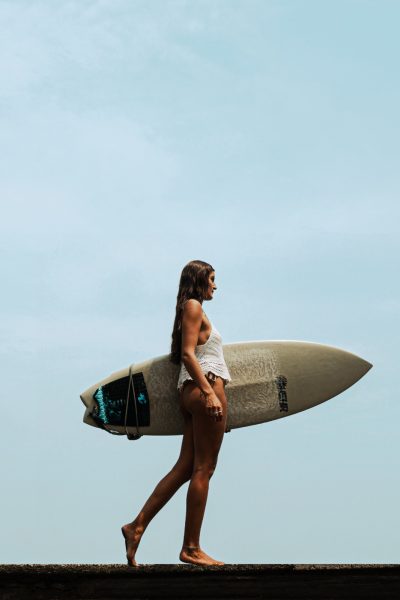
[{"left": 80, "top": 340, "right": 372, "bottom": 439}]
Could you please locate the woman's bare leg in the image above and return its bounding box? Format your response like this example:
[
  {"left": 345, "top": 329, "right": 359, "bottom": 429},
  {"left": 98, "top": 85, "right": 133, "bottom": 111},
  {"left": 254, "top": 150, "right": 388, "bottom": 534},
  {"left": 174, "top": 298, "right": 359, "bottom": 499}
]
[
  {"left": 122, "top": 410, "right": 194, "bottom": 566},
  {"left": 179, "top": 376, "right": 227, "bottom": 566}
]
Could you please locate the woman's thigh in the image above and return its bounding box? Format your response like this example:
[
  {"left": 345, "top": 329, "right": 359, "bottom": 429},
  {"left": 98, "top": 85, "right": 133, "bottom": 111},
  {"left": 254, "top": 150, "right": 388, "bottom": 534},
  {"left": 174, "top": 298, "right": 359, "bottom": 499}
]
[
  {"left": 180, "top": 375, "right": 227, "bottom": 466},
  {"left": 173, "top": 407, "right": 194, "bottom": 474}
]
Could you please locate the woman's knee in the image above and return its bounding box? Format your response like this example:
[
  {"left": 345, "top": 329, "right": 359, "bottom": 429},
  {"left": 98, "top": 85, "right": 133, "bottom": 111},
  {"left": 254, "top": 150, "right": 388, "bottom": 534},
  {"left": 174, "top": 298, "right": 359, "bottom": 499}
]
[
  {"left": 192, "top": 461, "right": 217, "bottom": 480},
  {"left": 172, "top": 461, "right": 193, "bottom": 484}
]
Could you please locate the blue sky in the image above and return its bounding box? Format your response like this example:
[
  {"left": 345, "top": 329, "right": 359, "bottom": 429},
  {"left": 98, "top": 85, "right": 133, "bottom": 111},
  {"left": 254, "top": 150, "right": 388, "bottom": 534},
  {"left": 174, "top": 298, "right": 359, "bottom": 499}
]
[{"left": 1, "top": 0, "right": 399, "bottom": 564}]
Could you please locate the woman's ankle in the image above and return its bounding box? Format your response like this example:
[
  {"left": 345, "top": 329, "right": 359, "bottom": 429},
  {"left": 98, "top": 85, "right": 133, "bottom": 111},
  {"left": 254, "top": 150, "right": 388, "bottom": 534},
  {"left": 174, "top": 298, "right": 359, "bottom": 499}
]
[
  {"left": 124, "top": 519, "right": 145, "bottom": 535},
  {"left": 182, "top": 543, "right": 200, "bottom": 551}
]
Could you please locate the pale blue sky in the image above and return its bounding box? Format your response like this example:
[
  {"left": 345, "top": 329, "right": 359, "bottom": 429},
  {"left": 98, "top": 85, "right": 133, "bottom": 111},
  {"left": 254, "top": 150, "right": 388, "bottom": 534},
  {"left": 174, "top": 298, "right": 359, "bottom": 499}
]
[{"left": 1, "top": 0, "right": 399, "bottom": 564}]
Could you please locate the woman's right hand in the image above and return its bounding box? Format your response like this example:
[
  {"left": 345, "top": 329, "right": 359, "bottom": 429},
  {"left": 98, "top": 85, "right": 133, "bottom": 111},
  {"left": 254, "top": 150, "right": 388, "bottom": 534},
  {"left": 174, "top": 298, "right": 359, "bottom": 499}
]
[{"left": 202, "top": 390, "right": 223, "bottom": 421}]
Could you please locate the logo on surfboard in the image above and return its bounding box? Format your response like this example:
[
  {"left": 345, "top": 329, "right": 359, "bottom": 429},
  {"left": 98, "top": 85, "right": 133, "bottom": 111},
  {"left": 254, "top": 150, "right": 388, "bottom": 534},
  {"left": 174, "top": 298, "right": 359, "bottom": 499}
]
[{"left": 275, "top": 375, "right": 288, "bottom": 412}]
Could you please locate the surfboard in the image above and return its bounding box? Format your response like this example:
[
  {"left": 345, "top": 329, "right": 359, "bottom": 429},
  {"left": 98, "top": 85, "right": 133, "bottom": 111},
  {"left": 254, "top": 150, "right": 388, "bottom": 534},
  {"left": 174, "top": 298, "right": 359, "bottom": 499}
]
[{"left": 79, "top": 340, "right": 372, "bottom": 439}]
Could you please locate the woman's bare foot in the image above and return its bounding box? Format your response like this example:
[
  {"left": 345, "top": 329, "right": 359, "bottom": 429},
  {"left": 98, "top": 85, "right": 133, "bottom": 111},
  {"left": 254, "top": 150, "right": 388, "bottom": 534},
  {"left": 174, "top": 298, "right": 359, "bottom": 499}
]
[
  {"left": 179, "top": 546, "right": 224, "bottom": 566},
  {"left": 121, "top": 522, "right": 144, "bottom": 567}
]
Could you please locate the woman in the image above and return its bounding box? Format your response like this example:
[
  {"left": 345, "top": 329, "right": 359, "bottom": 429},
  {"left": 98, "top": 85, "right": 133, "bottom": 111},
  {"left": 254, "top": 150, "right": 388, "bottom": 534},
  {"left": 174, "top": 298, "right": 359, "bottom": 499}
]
[{"left": 121, "top": 260, "right": 232, "bottom": 566}]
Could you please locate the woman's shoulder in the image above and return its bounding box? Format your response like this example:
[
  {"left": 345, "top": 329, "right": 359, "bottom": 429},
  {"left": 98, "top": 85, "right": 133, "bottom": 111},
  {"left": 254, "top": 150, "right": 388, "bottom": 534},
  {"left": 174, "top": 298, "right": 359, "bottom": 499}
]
[{"left": 183, "top": 298, "right": 203, "bottom": 315}]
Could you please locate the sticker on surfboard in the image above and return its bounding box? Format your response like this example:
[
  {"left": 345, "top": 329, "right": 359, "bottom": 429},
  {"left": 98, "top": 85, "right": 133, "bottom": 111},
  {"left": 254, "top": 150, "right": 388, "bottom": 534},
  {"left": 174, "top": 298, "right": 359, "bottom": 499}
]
[{"left": 92, "top": 372, "right": 150, "bottom": 428}]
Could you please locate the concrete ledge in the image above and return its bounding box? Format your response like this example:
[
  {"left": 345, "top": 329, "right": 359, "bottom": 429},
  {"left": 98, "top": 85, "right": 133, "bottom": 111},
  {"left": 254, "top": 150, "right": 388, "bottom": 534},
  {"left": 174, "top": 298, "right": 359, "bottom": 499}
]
[{"left": 1, "top": 564, "right": 400, "bottom": 599}]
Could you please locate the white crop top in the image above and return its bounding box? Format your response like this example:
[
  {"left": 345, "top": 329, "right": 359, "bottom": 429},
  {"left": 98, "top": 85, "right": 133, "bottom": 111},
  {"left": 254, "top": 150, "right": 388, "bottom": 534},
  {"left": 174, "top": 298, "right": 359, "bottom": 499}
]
[{"left": 177, "top": 313, "right": 232, "bottom": 391}]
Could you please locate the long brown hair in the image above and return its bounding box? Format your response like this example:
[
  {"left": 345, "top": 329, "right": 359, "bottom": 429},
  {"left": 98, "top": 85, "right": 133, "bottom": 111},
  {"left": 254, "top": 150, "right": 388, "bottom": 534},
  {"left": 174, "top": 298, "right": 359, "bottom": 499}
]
[{"left": 170, "top": 260, "right": 215, "bottom": 365}]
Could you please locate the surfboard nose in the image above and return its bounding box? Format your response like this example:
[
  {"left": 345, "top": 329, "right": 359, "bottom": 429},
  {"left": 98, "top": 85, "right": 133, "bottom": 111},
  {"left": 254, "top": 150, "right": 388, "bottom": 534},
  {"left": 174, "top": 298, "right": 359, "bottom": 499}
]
[
  {"left": 358, "top": 357, "right": 373, "bottom": 375},
  {"left": 278, "top": 342, "right": 373, "bottom": 414},
  {"left": 338, "top": 351, "right": 373, "bottom": 385}
]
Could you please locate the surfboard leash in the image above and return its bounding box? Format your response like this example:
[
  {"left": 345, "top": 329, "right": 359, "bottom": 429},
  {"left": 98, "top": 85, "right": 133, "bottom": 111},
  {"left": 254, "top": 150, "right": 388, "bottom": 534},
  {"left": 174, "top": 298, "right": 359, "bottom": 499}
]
[{"left": 125, "top": 364, "right": 142, "bottom": 441}]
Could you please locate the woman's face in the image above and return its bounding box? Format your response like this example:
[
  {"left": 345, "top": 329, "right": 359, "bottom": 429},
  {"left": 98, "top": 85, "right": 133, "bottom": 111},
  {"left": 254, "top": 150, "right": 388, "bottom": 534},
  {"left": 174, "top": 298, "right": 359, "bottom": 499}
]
[{"left": 205, "top": 271, "right": 217, "bottom": 301}]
